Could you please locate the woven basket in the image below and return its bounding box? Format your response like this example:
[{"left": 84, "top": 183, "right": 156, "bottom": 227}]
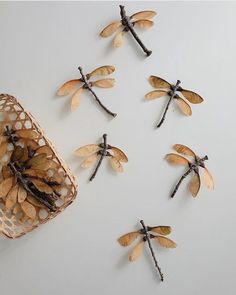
[{"left": 0, "top": 94, "right": 78, "bottom": 238}]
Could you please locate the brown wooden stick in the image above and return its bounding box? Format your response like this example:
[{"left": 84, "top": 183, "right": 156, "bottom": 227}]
[
  {"left": 119, "top": 5, "right": 152, "bottom": 56},
  {"left": 140, "top": 219, "right": 164, "bottom": 281},
  {"left": 89, "top": 134, "right": 107, "bottom": 181},
  {"left": 157, "top": 80, "right": 181, "bottom": 128}
]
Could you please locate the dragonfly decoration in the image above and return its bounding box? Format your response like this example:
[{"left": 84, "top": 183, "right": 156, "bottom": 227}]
[
  {"left": 118, "top": 220, "right": 177, "bottom": 281},
  {"left": 74, "top": 134, "right": 128, "bottom": 181},
  {"left": 0, "top": 126, "right": 64, "bottom": 221},
  {"left": 57, "top": 65, "right": 117, "bottom": 117},
  {"left": 145, "top": 76, "right": 204, "bottom": 128},
  {"left": 166, "top": 144, "right": 214, "bottom": 198},
  {"left": 100, "top": 5, "right": 156, "bottom": 56}
]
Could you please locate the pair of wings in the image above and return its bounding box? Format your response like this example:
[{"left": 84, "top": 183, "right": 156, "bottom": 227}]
[
  {"left": 100, "top": 11, "right": 156, "bottom": 48},
  {"left": 118, "top": 225, "right": 177, "bottom": 262},
  {"left": 145, "top": 76, "right": 204, "bottom": 117},
  {"left": 166, "top": 144, "right": 214, "bottom": 197},
  {"left": 0, "top": 144, "right": 61, "bottom": 219},
  {"left": 74, "top": 143, "right": 128, "bottom": 173},
  {"left": 57, "top": 65, "right": 115, "bottom": 111}
]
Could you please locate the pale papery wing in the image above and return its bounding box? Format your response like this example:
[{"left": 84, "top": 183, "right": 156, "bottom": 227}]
[
  {"left": 130, "top": 10, "right": 156, "bottom": 21},
  {"left": 133, "top": 19, "right": 154, "bottom": 29},
  {"left": 148, "top": 76, "right": 171, "bottom": 89},
  {"left": 89, "top": 65, "right": 115, "bottom": 77},
  {"left": 145, "top": 90, "right": 167, "bottom": 100},
  {"left": 74, "top": 144, "right": 100, "bottom": 157},
  {"left": 100, "top": 21, "right": 122, "bottom": 37},
  {"left": 173, "top": 144, "right": 196, "bottom": 158},
  {"left": 91, "top": 78, "right": 115, "bottom": 88},
  {"left": 71, "top": 87, "right": 83, "bottom": 111},
  {"left": 57, "top": 79, "right": 81, "bottom": 96},
  {"left": 179, "top": 89, "right": 204, "bottom": 104},
  {"left": 128, "top": 241, "right": 145, "bottom": 261},
  {"left": 110, "top": 157, "right": 124, "bottom": 172},
  {"left": 203, "top": 167, "right": 214, "bottom": 190},
  {"left": 165, "top": 153, "right": 189, "bottom": 165},
  {"left": 189, "top": 172, "right": 201, "bottom": 197},
  {"left": 176, "top": 96, "right": 192, "bottom": 116},
  {"left": 118, "top": 231, "right": 140, "bottom": 246}
]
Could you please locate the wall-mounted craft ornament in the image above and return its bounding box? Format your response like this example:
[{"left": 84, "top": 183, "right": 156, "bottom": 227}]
[
  {"left": 118, "top": 220, "right": 177, "bottom": 281},
  {"left": 145, "top": 76, "right": 204, "bottom": 128},
  {"left": 166, "top": 144, "right": 214, "bottom": 198},
  {"left": 0, "top": 94, "right": 77, "bottom": 238},
  {"left": 74, "top": 134, "right": 128, "bottom": 181},
  {"left": 57, "top": 65, "right": 117, "bottom": 117},
  {"left": 100, "top": 5, "right": 156, "bottom": 56}
]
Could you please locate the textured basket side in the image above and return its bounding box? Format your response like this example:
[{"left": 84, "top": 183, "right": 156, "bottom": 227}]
[{"left": 0, "top": 94, "right": 78, "bottom": 238}]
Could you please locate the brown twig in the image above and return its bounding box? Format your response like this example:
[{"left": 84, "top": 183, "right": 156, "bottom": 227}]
[
  {"left": 8, "top": 162, "right": 56, "bottom": 211},
  {"left": 157, "top": 80, "right": 181, "bottom": 128},
  {"left": 89, "top": 134, "right": 108, "bottom": 181},
  {"left": 78, "top": 67, "right": 117, "bottom": 117},
  {"left": 119, "top": 5, "right": 152, "bottom": 57},
  {"left": 140, "top": 219, "right": 164, "bottom": 281}
]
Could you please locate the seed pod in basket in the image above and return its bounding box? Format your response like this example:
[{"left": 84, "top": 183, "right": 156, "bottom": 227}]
[
  {"left": 100, "top": 5, "right": 156, "bottom": 56},
  {"left": 145, "top": 76, "right": 204, "bottom": 128},
  {"left": 118, "top": 220, "right": 177, "bottom": 281},
  {"left": 0, "top": 94, "right": 77, "bottom": 239},
  {"left": 57, "top": 65, "right": 117, "bottom": 117},
  {"left": 74, "top": 133, "right": 128, "bottom": 181},
  {"left": 165, "top": 144, "right": 214, "bottom": 198}
]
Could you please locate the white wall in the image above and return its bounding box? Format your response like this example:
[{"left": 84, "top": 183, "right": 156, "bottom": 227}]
[{"left": 0, "top": 1, "right": 236, "bottom": 294}]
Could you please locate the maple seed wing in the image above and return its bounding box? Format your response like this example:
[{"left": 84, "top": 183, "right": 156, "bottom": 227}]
[
  {"left": 57, "top": 79, "right": 81, "bottom": 96},
  {"left": 71, "top": 87, "right": 83, "bottom": 111},
  {"left": 80, "top": 154, "right": 98, "bottom": 168},
  {"left": 113, "top": 31, "right": 125, "bottom": 48},
  {"left": 118, "top": 231, "right": 140, "bottom": 246},
  {"left": 21, "top": 201, "right": 36, "bottom": 219},
  {"left": 155, "top": 236, "right": 177, "bottom": 248},
  {"left": 173, "top": 144, "right": 196, "bottom": 157},
  {"left": 129, "top": 241, "right": 145, "bottom": 261},
  {"left": 92, "top": 78, "right": 115, "bottom": 88},
  {"left": 100, "top": 21, "right": 122, "bottom": 37},
  {"left": 165, "top": 153, "right": 189, "bottom": 165},
  {"left": 0, "top": 177, "right": 14, "bottom": 198},
  {"left": 74, "top": 144, "right": 100, "bottom": 157},
  {"left": 11, "top": 146, "right": 24, "bottom": 162},
  {"left": 145, "top": 90, "right": 167, "bottom": 100},
  {"left": 110, "top": 147, "right": 128, "bottom": 162},
  {"left": 110, "top": 157, "right": 123, "bottom": 172},
  {"left": 189, "top": 172, "right": 201, "bottom": 197},
  {"left": 18, "top": 185, "right": 28, "bottom": 203},
  {"left": 130, "top": 10, "right": 157, "bottom": 21},
  {"left": 0, "top": 142, "right": 8, "bottom": 158},
  {"left": 176, "top": 97, "right": 192, "bottom": 116},
  {"left": 203, "top": 167, "right": 214, "bottom": 189},
  {"left": 5, "top": 184, "right": 18, "bottom": 211},
  {"left": 150, "top": 226, "right": 172, "bottom": 235},
  {"left": 15, "top": 129, "right": 38, "bottom": 139},
  {"left": 89, "top": 65, "right": 115, "bottom": 77},
  {"left": 134, "top": 19, "right": 154, "bottom": 29},
  {"left": 148, "top": 76, "right": 171, "bottom": 89},
  {"left": 180, "top": 89, "right": 204, "bottom": 104}
]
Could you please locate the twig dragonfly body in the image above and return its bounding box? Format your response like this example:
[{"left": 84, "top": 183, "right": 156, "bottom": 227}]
[
  {"left": 166, "top": 144, "right": 214, "bottom": 198},
  {"left": 118, "top": 220, "right": 177, "bottom": 281},
  {"left": 145, "top": 76, "right": 204, "bottom": 128},
  {"left": 57, "top": 65, "right": 117, "bottom": 117},
  {"left": 74, "top": 134, "right": 128, "bottom": 181},
  {"left": 100, "top": 5, "right": 156, "bottom": 56}
]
